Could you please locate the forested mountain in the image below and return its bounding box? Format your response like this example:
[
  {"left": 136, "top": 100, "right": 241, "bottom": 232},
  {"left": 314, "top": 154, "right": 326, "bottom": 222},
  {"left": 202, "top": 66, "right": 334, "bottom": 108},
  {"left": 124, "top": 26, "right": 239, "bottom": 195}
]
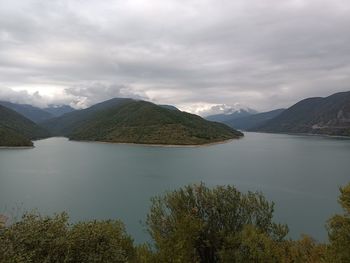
[
  {"left": 224, "top": 109, "right": 285, "bottom": 130},
  {"left": 253, "top": 91, "right": 350, "bottom": 136},
  {"left": 42, "top": 98, "right": 243, "bottom": 145},
  {"left": 0, "top": 105, "right": 50, "bottom": 146},
  {"left": 41, "top": 98, "right": 134, "bottom": 136}
]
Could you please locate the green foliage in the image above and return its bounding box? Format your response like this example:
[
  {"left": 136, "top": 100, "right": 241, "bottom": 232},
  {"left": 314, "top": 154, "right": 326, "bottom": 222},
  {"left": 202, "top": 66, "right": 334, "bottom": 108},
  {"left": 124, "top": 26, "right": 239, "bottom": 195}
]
[
  {"left": 67, "top": 220, "right": 135, "bottom": 262},
  {"left": 327, "top": 183, "right": 350, "bottom": 262},
  {"left": 0, "top": 127, "right": 33, "bottom": 147},
  {"left": 0, "top": 212, "right": 134, "bottom": 263},
  {"left": 42, "top": 99, "right": 243, "bottom": 145},
  {"left": 219, "top": 225, "right": 283, "bottom": 263},
  {"left": 146, "top": 183, "right": 288, "bottom": 262},
  {"left": 0, "top": 213, "right": 69, "bottom": 262},
  {"left": 0, "top": 105, "right": 50, "bottom": 146},
  {"left": 3, "top": 182, "right": 349, "bottom": 262},
  {"left": 70, "top": 101, "right": 243, "bottom": 145}
]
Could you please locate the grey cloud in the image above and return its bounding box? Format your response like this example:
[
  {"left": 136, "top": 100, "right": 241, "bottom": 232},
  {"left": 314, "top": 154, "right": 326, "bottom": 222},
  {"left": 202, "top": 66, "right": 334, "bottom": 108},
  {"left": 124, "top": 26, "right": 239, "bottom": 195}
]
[
  {"left": 64, "top": 83, "right": 147, "bottom": 108},
  {"left": 0, "top": 87, "right": 70, "bottom": 107},
  {"left": 0, "top": 0, "right": 349, "bottom": 115}
]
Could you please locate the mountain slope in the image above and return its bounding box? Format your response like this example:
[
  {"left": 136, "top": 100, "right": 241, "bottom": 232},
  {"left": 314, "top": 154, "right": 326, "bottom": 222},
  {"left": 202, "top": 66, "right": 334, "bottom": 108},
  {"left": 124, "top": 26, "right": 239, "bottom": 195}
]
[
  {"left": 254, "top": 91, "right": 350, "bottom": 136},
  {"left": 0, "top": 101, "right": 54, "bottom": 123},
  {"left": 43, "top": 99, "right": 243, "bottom": 145},
  {"left": 41, "top": 98, "right": 134, "bottom": 136},
  {"left": 70, "top": 101, "right": 243, "bottom": 145},
  {"left": 0, "top": 127, "right": 33, "bottom": 147},
  {"left": 224, "top": 109, "right": 285, "bottom": 130},
  {"left": 43, "top": 105, "right": 75, "bottom": 117},
  {"left": 0, "top": 105, "right": 50, "bottom": 146}
]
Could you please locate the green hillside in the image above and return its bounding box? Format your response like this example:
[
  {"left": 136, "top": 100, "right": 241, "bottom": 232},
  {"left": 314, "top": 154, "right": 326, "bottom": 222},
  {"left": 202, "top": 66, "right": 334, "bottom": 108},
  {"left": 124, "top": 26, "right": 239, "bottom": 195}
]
[
  {"left": 0, "top": 127, "right": 33, "bottom": 147},
  {"left": 0, "top": 105, "right": 50, "bottom": 146},
  {"left": 254, "top": 91, "right": 350, "bottom": 136},
  {"left": 43, "top": 99, "right": 243, "bottom": 145},
  {"left": 41, "top": 98, "right": 133, "bottom": 136}
]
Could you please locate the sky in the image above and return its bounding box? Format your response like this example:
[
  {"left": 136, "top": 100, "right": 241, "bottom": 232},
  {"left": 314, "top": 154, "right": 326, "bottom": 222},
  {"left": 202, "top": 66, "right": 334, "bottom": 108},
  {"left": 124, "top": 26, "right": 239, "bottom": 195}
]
[{"left": 0, "top": 0, "right": 349, "bottom": 116}]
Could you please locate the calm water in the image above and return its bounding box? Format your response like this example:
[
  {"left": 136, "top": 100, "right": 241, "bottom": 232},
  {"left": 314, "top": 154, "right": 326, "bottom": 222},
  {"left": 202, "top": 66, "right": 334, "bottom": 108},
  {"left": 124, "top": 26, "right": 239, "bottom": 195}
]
[{"left": 0, "top": 132, "right": 349, "bottom": 243}]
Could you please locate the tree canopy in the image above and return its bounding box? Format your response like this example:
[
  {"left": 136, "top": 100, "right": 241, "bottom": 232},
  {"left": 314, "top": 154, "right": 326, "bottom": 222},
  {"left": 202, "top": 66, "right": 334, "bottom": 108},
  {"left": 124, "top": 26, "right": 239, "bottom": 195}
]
[{"left": 1, "top": 182, "right": 349, "bottom": 262}]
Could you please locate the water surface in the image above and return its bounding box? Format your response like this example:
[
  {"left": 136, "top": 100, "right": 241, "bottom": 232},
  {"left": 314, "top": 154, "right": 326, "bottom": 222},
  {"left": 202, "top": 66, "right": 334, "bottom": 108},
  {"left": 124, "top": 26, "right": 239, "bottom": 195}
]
[{"left": 0, "top": 132, "right": 349, "bottom": 243}]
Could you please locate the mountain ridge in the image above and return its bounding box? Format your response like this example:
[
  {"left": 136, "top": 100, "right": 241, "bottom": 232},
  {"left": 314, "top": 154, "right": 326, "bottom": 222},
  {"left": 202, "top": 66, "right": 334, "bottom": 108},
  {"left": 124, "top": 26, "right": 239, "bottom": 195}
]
[
  {"left": 225, "top": 109, "right": 285, "bottom": 131},
  {"left": 253, "top": 91, "right": 350, "bottom": 136},
  {"left": 0, "top": 105, "right": 50, "bottom": 146},
  {"left": 42, "top": 99, "right": 243, "bottom": 145}
]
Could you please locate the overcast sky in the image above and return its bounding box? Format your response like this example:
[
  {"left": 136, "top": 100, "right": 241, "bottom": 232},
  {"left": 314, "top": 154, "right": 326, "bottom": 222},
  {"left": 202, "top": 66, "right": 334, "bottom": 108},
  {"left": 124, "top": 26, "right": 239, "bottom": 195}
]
[{"left": 0, "top": 0, "right": 349, "bottom": 115}]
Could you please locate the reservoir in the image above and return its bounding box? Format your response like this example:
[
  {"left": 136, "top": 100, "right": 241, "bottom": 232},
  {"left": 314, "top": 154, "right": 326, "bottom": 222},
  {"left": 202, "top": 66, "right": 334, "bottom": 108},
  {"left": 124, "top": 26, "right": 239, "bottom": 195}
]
[{"left": 0, "top": 132, "right": 349, "bottom": 243}]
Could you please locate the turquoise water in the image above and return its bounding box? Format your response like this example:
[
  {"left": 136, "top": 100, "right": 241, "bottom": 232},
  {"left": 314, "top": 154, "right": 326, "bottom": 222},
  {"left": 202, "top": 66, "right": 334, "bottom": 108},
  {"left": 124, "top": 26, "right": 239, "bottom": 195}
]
[{"left": 0, "top": 132, "right": 349, "bottom": 243}]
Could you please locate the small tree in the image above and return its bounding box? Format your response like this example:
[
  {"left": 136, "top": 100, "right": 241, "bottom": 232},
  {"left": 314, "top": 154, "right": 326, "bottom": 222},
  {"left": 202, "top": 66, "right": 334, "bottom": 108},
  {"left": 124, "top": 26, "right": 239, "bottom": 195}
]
[
  {"left": 327, "top": 183, "right": 350, "bottom": 262},
  {"left": 146, "top": 183, "right": 288, "bottom": 263}
]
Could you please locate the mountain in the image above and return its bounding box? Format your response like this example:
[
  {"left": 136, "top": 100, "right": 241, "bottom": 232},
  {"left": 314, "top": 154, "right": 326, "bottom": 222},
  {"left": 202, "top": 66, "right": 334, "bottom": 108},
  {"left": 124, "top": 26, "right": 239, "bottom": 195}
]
[
  {"left": 0, "top": 101, "right": 53, "bottom": 123},
  {"left": 42, "top": 98, "right": 243, "bottom": 145},
  {"left": 41, "top": 98, "right": 134, "bottom": 136},
  {"left": 0, "top": 105, "right": 50, "bottom": 146},
  {"left": 253, "top": 91, "right": 350, "bottom": 136},
  {"left": 224, "top": 109, "right": 285, "bottom": 130},
  {"left": 206, "top": 109, "right": 257, "bottom": 123},
  {"left": 158, "top": 105, "right": 180, "bottom": 111},
  {"left": 43, "top": 105, "right": 75, "bottom": 117}
]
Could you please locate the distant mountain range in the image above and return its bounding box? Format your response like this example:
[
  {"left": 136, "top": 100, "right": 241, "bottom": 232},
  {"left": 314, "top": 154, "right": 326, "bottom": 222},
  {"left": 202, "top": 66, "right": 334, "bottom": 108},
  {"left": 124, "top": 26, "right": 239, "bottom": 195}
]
[
  {"left": 1, "top": 91, "right": 349, "bottom": 147},
  {"left": 0, "top": 101, "right": 75, "bottom": 123},
  {"left": 41, "top": 98, "right": 243, "bottom": 145},
  {"left": 43, "top": 105, "right": 75, "bottom": 117},
  {"left": 0, "top": 105, "right": 50, "bottom": 146},
  {"left": 225, "top": 109, "right": 285, "bottom": 131},
  {"left": 206, "top": 108, "right": 257, "bottom": 123},
  {"left": 254, "top": 91, "right": 350, "bottom": 136},
  {"left": 209, "top": 91, "right": 350, "bottom": 136}
]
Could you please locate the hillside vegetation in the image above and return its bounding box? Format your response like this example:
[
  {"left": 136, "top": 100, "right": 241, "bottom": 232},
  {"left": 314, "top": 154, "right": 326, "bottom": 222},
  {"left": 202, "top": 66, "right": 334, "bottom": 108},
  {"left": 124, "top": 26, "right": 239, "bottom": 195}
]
[
  {"left": 43, "top": 99, "right": 243, "bottom": 145},
  {"left": 254, "top": 91, "right": 350, "bottom": 136},
  {"left": 0, "top": 127, "right": 33, "bottom": 147},
  {"left": 0, "top": 105, "right": 49, "bottom": 146},
  {"left": 41, "top": 98, "right": 134, "bottom": 136}
]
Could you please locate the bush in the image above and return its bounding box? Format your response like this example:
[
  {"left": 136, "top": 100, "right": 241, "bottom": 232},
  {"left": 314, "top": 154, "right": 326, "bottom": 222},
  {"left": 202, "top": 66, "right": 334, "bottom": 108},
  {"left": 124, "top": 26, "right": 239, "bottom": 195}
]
[
  {"left": 2, "top": 182, "right": 347, "bottom": 262},
  {"left": 0, "top": 212, "right": 134, "bottom": 263},
  {"left": 146, "top": 183, "right": 289, "bottom": 263},
  {"left": 327, "top": 183, "right": 350, "bottom": 262}
]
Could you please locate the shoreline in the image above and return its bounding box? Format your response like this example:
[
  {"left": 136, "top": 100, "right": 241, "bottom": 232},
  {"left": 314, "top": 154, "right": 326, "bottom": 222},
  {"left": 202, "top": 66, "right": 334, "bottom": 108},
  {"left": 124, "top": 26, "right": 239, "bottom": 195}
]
[
  {"left": 248, "top": 131, "right": 350, "bottom": 139},
  {"left": 69, "top": 137, "right": 242, "bottom": 148},
  {"left": 0, "top": 146, "right": 34, "bottom": 149}
]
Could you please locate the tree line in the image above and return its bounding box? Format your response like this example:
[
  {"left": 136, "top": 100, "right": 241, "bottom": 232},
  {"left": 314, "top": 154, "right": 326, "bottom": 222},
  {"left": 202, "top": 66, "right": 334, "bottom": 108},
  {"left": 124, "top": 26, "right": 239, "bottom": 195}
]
[{"left": 1, "top": 182, "right": 349, "bottom": 262}]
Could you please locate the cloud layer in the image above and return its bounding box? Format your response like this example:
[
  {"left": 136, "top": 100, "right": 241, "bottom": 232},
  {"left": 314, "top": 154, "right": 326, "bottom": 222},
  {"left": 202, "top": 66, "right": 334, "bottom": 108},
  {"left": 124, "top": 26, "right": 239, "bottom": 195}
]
[{"left": 0, "top": 0, "right": 349, "bottom": 114}]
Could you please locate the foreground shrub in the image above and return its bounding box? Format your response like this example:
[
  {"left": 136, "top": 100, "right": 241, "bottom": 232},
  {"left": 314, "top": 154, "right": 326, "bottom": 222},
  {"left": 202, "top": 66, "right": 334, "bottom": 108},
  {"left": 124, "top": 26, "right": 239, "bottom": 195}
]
[
  {"left": 0, "top": 212, "right": 134, "bottom": 263},
  {"left": 146, "top": 183, "right": 289, "bottom": 263},
  {"left": 327, "top": 183, "right": 350, "bottom": 262},
  {"left": 2, "top": 182, "right": 349, "bottom": 262}
]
